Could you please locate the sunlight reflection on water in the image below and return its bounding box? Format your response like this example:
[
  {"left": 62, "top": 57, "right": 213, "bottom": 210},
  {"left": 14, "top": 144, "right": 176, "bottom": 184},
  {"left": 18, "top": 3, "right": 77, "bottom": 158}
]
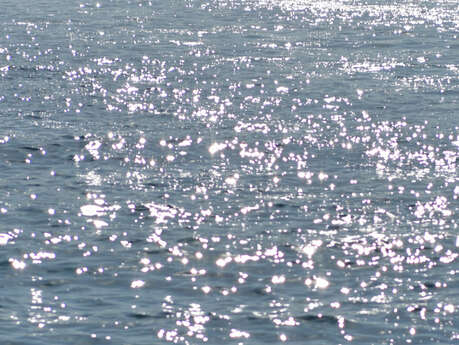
[{"left": 0, "top": 0, "right": 457, "bottom": 344}]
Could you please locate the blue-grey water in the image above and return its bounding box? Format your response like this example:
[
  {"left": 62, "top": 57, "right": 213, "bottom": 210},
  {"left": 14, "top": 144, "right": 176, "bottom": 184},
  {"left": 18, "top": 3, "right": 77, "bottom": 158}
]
[{"left": 0, "top": 0, "right": 458, "bottom": 344}]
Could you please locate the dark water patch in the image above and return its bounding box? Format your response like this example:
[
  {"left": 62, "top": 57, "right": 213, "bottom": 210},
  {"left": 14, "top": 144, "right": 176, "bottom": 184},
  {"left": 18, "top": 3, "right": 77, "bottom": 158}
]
[
  {"left": 422, "top": 282, "right": 437, "bottom": 289},
  {"left": 176, "top": 236, "right": 199, "bottom": 245},
  {"left": 251, "top": 286, "right": 272, "bottom": 296},
  {"left": 0, "top": 260, "right": 11, "bottom": 268},
  {"left": 133, "top": 204, "right": 149, "bottom": 212},
  {"left": 19, "top": 146, "right": 42, "bottom": 152},
  {"left": 142, "top": 248, "right": 168, "bottom": 255},
  {"left": 40, "top": 279, "right": 71, "bottom": 288},
  {"left": 296, "top": 314, "right": 340, "bottom": 324},
  {"left": 127, "top": 312, "right": 153, "bottom": 320},
  {"left": 152, "top": 310, "right": 174, "bottom": 319}
]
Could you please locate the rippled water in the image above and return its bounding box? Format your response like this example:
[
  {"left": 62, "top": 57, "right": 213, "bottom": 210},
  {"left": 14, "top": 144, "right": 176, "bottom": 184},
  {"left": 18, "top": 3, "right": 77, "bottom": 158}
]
[{"left": 1, "top": 0, "right": 458, "bottom": 344}]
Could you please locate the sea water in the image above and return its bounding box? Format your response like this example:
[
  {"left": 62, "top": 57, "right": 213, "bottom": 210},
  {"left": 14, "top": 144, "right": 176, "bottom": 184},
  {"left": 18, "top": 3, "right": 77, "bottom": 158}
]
[{"left": 0, "top": 0, "right": 458, "bottom": 344}]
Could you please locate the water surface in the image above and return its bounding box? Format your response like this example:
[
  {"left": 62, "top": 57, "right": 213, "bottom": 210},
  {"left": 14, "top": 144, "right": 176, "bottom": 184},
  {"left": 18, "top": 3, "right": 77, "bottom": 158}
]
[{"left": 0, "top": 0, "right": 458, "bottom": 344}]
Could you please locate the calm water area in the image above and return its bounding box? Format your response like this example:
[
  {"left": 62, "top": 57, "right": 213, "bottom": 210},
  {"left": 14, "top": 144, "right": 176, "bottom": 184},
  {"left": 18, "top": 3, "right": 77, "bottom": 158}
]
[{"left": 0, "top": 0, "right": 458, "bottom": 344}]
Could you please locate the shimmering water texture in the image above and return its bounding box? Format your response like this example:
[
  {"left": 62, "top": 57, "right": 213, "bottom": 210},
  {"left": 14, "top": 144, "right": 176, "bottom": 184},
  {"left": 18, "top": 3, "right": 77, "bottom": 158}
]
[{"left": 0, "top": 0, "right": 458, "bottom": 344}]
